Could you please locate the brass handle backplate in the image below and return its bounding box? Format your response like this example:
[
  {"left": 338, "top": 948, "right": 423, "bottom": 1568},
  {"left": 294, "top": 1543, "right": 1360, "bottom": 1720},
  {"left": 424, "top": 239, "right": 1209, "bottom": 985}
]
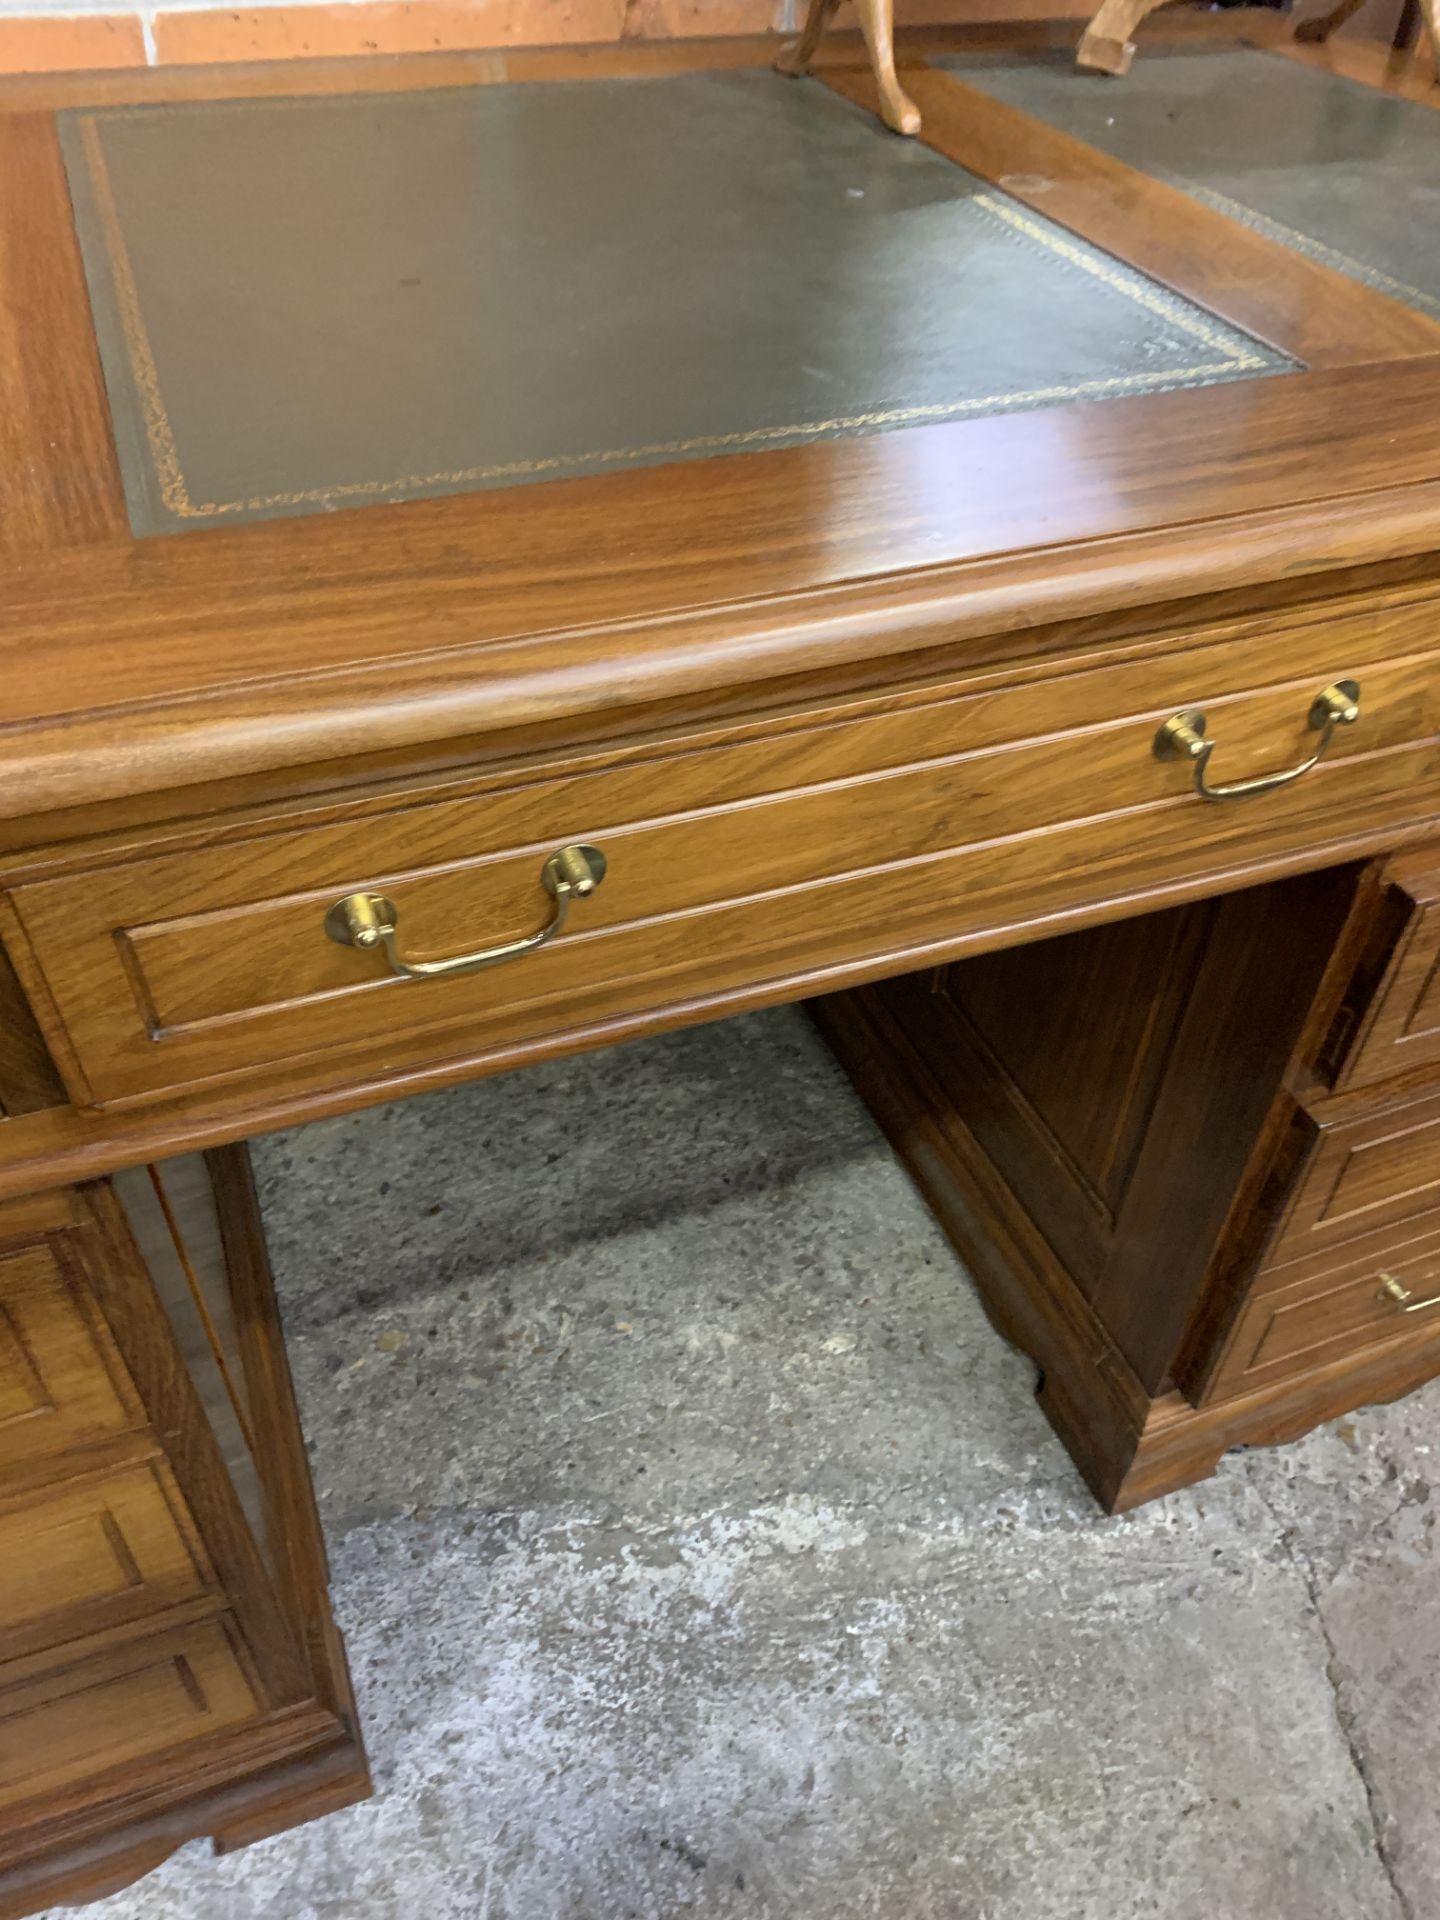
[
  {"left": 1378, "top": 1273, "right": 1440, "bottom": 1316},
  {"left": 325, "top": 843, "right": 606, "bottom": 982},
  {"left": 1154, "top": 680, "right": 1360, "bottom": 802}
]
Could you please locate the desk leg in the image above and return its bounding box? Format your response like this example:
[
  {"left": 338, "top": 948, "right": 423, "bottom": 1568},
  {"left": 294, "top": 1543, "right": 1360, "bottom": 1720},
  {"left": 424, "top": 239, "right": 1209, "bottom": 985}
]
[
  {"left": 0, "top": 1151, "right": 368, "bottom": 1920},
  {"left": 775, "top": 0, "right": 922, "bottom": 134}
]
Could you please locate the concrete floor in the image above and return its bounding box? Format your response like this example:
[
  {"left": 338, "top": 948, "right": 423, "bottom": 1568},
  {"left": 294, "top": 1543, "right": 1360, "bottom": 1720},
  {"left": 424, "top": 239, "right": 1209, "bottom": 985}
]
[{"left": 67, "top": 1007, "right": 1440, "bottom": 1920}]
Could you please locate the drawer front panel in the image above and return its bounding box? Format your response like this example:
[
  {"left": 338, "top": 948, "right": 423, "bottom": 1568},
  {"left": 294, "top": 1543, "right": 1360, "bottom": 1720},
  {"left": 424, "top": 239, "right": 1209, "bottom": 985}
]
[
  {"left": 1329, "top": 848, "right": 1440, "bottom": 1094},
  {"left": 1264, "top": 1084, "right": 1440, "bottom": 1274},
  {"left": 0, "top": 1464, "right": 212, "bottom": 1667},
  {"left": 0, "top": 1241, "right": 141, "bottom": 1467},
  {"left": 0, "top": 1618, "right": 258, "bottom": 1809},
  {"left": 1214, "top": 1210, "right": 1440, "bottom": 1397},
  {"left": 11, "top": 610, "right": 1440, "bottom": 1106}
]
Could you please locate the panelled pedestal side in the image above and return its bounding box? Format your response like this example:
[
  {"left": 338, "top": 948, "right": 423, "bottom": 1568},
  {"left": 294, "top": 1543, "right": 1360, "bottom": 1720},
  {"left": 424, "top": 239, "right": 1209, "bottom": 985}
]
[
  {"left": 814, "top": 849, "right": 1440, "bottom": 1511},
  {"left": 0, "top": 1152, "right": 368, "bottom": 1920}
]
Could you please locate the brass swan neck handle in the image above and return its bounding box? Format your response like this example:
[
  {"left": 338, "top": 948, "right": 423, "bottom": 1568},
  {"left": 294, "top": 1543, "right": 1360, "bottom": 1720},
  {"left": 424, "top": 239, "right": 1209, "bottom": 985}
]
[
  {"left": 1154, "top": 681, "right": 1360, "bottom": 803},
  {"left": 325, "top": 844, "right": 606, "bottom": 982}
]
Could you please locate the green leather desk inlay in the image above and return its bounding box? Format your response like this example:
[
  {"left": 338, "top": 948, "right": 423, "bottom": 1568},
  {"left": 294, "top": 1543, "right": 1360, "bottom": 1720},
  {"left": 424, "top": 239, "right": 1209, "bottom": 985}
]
[
  {"left": 61, "top": 70, "right": 1287, "bottom": 537},
  {"left": 945, "top": 48, "right": 1440, "bottom": 321}
]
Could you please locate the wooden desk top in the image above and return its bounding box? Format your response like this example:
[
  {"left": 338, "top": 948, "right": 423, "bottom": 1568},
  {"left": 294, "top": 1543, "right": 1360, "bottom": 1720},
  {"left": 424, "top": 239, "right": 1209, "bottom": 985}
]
[
  {"left": 60, "top": 69, "right": 1288, "bottom": 536},
  {"left": 3, "top": 36, "right": 1440, "bottom": 833}
]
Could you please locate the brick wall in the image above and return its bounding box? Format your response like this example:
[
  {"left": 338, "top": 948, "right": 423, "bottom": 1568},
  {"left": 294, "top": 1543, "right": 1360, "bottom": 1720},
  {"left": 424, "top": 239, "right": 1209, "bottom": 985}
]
[
  {"left": 0, "top": 0, "right": 1407, "bottom": 80},
  {"left": 0, "top": 0, "right": 1094, "bottom": 75}
]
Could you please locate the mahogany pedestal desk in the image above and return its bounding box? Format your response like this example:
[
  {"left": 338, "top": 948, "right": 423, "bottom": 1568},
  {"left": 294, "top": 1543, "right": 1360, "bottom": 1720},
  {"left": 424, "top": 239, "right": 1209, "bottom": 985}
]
[{"left": 1, "top": 35, "right": 1439, "bottom": 1917}]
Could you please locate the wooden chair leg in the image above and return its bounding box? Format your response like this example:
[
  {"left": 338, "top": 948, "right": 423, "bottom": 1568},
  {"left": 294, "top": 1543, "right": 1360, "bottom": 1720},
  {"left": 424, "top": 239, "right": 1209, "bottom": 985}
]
[
  {"left": 1295, "top": 0, "right": 1437, "bottom": 81},
  {"left": 775, "top": 0, "right": 921, "bottom": 136},
  {"left": 775, "top": 0, "right": 843, "bottom": 78},
  {"left": 1076, "top": 0, "right": 1171, "bottom": 74},
  {"left": 1293, "top": 0, "right": 1368, "bottom": 46},
  {"left": 850, "top": 0, "right": 921, "bottom": 133},
  {"left": 1420, "top": 0, "right": 1440, "bottom": 79}
]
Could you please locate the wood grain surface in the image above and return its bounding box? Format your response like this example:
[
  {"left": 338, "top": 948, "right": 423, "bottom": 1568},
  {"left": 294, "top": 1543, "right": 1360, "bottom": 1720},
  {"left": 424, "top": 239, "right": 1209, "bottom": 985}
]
[
  {"left": 4, "top": 360, "right": 1440, "bottom": 821},
  {"left": 0, "top": 116, "right": 126, "bottom": 558}
]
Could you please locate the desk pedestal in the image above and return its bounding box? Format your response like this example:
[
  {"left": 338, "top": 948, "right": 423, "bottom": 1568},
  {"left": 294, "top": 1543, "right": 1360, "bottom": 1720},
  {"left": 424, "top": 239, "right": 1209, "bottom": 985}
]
[
  {"left": 816, "top": 852, "right": 1440, "bottom": 1510},
  {"left": 0, "top": 1153, "right": 368, "bottom": 1920}
]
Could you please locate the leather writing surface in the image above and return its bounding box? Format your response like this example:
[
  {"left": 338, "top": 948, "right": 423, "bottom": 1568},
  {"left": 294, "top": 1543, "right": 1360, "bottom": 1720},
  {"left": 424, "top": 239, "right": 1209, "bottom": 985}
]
[
  {"left": 61, "top": 69, "right": 1286, "bottom": 535},
  {"left": 949, "top": 47, "right": 1440, "bottom": 322}
]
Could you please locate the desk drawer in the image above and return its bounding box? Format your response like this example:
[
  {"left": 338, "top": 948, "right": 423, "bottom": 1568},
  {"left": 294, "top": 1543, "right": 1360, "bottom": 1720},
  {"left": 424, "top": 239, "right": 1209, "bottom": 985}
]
[
  {"left": 0, "top": 1618, "right": 258, "bottom": 1813},
  {"left": 0, "top": 1464, "right": 213, "bottom": 1669},
  {"left": 9, "top": 606, "right": 1440, "bottom": 1106},
  {"left": 1212, "top": 1210, "right": 1440, "bottom": 1397},
  {"left": 1261, "top": 1083, "right": 1440, "bottom": 1276},
  {"left": 1322, "top": 847, "right": 1440, "bottom": 1094},
  {"left": 0, "top": 1232, "right": 142, "bottom": 1470}
]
